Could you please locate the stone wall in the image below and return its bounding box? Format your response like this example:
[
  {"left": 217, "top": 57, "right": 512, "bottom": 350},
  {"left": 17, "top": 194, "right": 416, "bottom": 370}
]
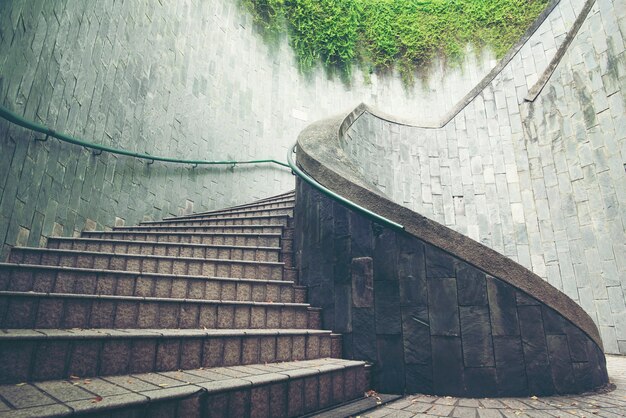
[
  {"left": 0, "top": 0, "right": 498, "bottom": 259},
  {"left": 294, "top": 181, "right": 608, "bottom": 396},
  {"left": 342, "top": 0, "right": 626, "bottom": 353}
]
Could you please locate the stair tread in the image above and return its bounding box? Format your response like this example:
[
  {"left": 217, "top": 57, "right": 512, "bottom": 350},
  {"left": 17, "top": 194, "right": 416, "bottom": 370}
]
[
  {"left": 83, "top": 231, "right": 283, "bottom": 237},
  {"left": 0, "top": 358, "right": 364, "bottom": 417},
  {"left": 0, "top": 328, "right": 334, "bottom": 340},
  {"left": 168, "top": 202, "right": 295, "bottom": 220},
  {"left": 113, "top": 224, "right": 286, "bottom": 230},
  {"left": 12, "top": 247, "right": 285, "bottom": 266},
  {"left": 141, "top": 214, "right": 291, "bottom": 223},
  {"left": 49, "top": 237, "right": 281, "bottom": 251},
  {"left": 0, "top": 290, "right": 310, "bottom": 306},
  {"left": 0, "top": 262, "right": 295, "bottom": 284}
]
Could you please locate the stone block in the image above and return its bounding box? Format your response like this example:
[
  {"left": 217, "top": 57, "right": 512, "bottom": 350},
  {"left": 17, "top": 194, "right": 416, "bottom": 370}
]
[
  {"left": 459, "top": 306, "right": 495, "bottom": 367},
  {"left": 401, "top": 306, "right": 431, "bottom": 364},
  {"left": 431, "top": 336, "right": 464, "bottom": 396},
  {"left": 546, "top": 335, "right": 576, "bottom": 394},
  {"left": 425, "top": 245, "right": 456, "bottom": 278},
  {"left": 100, "top": 340, "right": 131, "bottom": 376},
  {"left": 404, "top": 363, "right": 433, "bottom": 394},
  {"left": 427, "top": 278, "right": 460, "bottom": 336},
  {"left": 303, "top": 376, "right": 319, "bottom": 413},
  {"left": 352, "top": 308, "right": 377, "bottom": 362},
  {"left": 351, "top": 257, "right": 374, "bottom": 308},
  {"left": 376, "top": 335, "right": 406, "bottom": 394},
  {"left": 487, "top": 276, "right": 519, "bottom": 336},
  {"left": 373, "top": 229, "right": 398, "bottom": 280},
  {"left": 375, "top": 281, "right": 402, "bottom": 335},
  {"left": 464, "top": 367, "right": 497, "bottom": 398},
  {"left": 493, "top": 336, "right": 528, "bottom": 396},
  {"left": 156, "top": 339, "right": 181, "bottom": 371},
  {"left": 456, "top": 262, "right": 488, "bottom": 306}
]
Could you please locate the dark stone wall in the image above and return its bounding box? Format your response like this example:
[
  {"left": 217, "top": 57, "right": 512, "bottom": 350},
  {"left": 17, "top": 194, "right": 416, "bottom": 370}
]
[{"left": 294, "top": 180, "right": 609, "bottom": 396}]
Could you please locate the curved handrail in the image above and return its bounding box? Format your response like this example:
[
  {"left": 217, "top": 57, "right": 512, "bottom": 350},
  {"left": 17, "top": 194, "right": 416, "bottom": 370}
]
[
  {"left": 0, "top": 104, "right": 289, "bottom": 169},
  {"left": 287, "top": 143, "right": 404, "bottom": 231}
]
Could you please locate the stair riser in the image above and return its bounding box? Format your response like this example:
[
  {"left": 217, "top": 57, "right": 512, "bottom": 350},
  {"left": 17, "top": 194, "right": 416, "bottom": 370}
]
[
  {"left": 0, "top": 296, "right": 316, "bottom": 330},
  {"left": 82, "top": 232, "right": 281, "bottom": 247},
  {"left": 173, "top": 200, "right": 295, "bottom": 219},
  {"left": 9, "top": 249, "right": 284, "bottom": 280},
  {"left": 47, "top": 239, "right": 280, "bottom": 263},
  {"left": 203, "top": 365, "right": 367, "bottom": 418},
  {"left": 156, "top": 208, "right": 293, "bottom": 223},
  {"left": 146, "top": 217, "right": 291, "bottom": 228},
  {"left": 0, "top": 334, "right": 334, "bottom": 384},
  {"left": 0, "top": 267, "right": 306, "bottom": 303},
  {"left": 114, "top": 226, "right": 286, "bottom": 235}
]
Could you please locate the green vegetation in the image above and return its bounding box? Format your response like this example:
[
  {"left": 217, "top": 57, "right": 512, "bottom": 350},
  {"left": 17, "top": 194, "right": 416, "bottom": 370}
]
[{"left": 241, "top": 0, "right": 549, "bottom": 85}]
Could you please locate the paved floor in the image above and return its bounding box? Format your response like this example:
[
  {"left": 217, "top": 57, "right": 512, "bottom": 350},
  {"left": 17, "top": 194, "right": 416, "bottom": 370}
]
[{"left": 363, "top": 356, "right": 626, "bottom": 417}]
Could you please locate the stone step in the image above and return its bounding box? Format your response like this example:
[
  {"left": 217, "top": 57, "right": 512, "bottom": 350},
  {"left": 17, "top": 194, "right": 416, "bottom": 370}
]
[
  {"left": 0, "top": 291, "right": 322, "bottom": 330},
  {"left": 135, "top": 214, "right": 292, "bottom": 228},
  {"left": 8, "top": 247, "right": 286, "bottom": 280},
  {"left": 158, "top": 206, "right": 293, "bottom": 223},
  {"left": 0, "top": 264, "right": 306, "bottom": 303},
  {"left": 168, "top": 199, "right": 295, "bottom": 220},
  {"left": 0, "top": 358, "right": 367, "bottom": 418},
  {"left": 46, "top": 237, "right": 281, "bottom": 263},
  {"left": 81, "top": 230, "right": 283, "bottom": 248},
  {"left": 0, "top": 329, "right": 341, "bottom": 384},
  {"left": 112, "top": 224, "right": 287, "bottom": 235}
]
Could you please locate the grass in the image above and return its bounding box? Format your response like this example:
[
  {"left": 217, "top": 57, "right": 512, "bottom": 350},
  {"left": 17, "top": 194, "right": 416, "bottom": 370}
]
[{"left": 241, "top": 0, "right": 549, "bottom": 85}]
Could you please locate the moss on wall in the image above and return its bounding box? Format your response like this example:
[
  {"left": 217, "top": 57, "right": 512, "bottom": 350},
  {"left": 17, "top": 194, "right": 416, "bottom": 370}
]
[{"left": 242, "top": 0, "right": 549, "bottom": 84}]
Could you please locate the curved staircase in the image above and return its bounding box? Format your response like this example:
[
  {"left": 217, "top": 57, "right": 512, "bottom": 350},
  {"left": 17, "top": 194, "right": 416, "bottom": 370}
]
[{"left": 0, "top": 191, "right": 368, "bottom": 417}]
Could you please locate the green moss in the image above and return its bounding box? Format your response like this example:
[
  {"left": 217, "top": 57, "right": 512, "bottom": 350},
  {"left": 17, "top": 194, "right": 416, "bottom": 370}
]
[{"left": 241, "top": 0, "right": 549, "bottom": 85}]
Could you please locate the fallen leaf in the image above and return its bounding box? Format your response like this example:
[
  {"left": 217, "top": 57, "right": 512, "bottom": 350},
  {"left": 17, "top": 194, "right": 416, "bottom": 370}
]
[
  {"left": 91, "top": 396, "right": 103, "bottom": 403},
  {"left": 530, "top": 396, "right": 538, "bottom": 400},
  {"left": 158, "top": 383, "right": 169, "bottom": 387},
  {"left": 15, "top": 383, "right": 26, "bottom": 387},
  {"left": 69, "top": 375, "right": 80, "bottom": 380}
]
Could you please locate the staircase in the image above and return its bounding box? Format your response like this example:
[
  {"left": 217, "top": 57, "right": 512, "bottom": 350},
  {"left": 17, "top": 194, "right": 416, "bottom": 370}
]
[{"left": 0, "top": 191, "right": 368, "bottom": 417}]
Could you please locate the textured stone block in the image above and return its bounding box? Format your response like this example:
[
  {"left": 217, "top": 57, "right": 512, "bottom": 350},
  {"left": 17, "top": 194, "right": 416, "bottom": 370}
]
[
  {"left": 427, "top": 278, "right": 460, "bottom": 336},
  {"left": 375, "top": 281, "right": 402, "bottom": 335},
  {"left": 33, "top": 341, "right": 70, "bottom": 381},
  {"left": 352, "top": 308, "right": 377, "bottom": 362},
  {"left": 376, "top": 335, "right": 406, "bottom": 394},
  {"left": 431, "top": 336, "right": 464, "bottom": 396},
  {"left": 493, "top": 336, "right": 528, "bottom": 396},
  {"left": 373, "top": 229, "right": 397, "bottom": 280},
  {"left": 401, "top": 306, "right": 431, "bottom": 364},
  {"left": 460, "top": 306, "right": 495, "bottom": 367},
  {"left": 180, "top": 339, "right": 202, "bottom": 370},
  {"left": 351, "top": 257, "right": 374, "bottom": 309},
  {"left": 287, "top": 379, "right": 304, "bottom": 417},
  {"left": 130, "top": 340, "right": 157, "bottom": 373},
  {"left": 546, "top": 334, "right": 576, "bottom": 394},
  {"left": 456, "top": 262, "right": 488, "bottom": 306},
  {"left": 156, "top": 339, "right": 181, "bottom": 371},
  {"left": 100, "top": 340, "right": 131, "bottom": 376},
  {"left": 464, "top": 367, "right": 497, "bottom": 398},
  {"left": 269, "top": 382, "right": 288, "bottom": 418},
  {"left": 405, "top": 363, "right": 433, "bottom": 394},
  {"left": 487, "top": 276, "right": 519, "bottom": 336},
  {"left": 303, "top": 376, "right": 319, "bottom": 414},
  {"left": 425, "top": 245, "right": 455, "bottom": 278}
]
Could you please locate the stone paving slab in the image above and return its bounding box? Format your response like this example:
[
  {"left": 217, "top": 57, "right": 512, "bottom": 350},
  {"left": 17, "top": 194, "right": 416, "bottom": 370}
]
[{"left": 360, "top": 355, "right": 626, "bottom": 417}]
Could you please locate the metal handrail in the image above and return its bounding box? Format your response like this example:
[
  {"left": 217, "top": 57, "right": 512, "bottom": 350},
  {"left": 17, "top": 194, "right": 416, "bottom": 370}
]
[
  {"left": 287, "top": 143, "right": 404, "bottom": 231},
  {"left": 0, "top": 104, "right": 289, "bottom": 168},
  {"left": 0, "top": 104, "right": 400, "bottom": 229}
]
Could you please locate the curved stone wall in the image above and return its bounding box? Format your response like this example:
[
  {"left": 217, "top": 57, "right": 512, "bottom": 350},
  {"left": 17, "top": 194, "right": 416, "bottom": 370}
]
[
  {"left": 0, "top": 0, "right": 501, "bottom": 259},
  {"left": 294, "top": 180, "right": 608, "bottom": 396},
  {"left": 341, "top": 0, "right": 626, "bottom": 354}
]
